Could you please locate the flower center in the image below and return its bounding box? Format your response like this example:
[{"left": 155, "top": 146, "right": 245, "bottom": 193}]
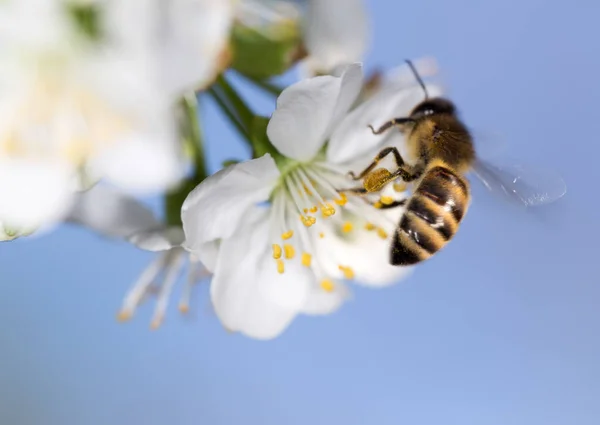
[{"left": 268, "top": 160, "right": 406, "bottom": 289}]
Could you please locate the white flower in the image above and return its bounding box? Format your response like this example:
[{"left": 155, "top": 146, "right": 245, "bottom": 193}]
[
  {"left": 0, "top": 0, "right": 234, "bottom": 232},
  {"left": 302, "top": 0, "right": 369, "bottom": 74},
  {"left": 181, "top": 62, "right": 436, "bottom": 339},
  {"left": 68, "top": 185, "right": 207, "bottom": 329}
]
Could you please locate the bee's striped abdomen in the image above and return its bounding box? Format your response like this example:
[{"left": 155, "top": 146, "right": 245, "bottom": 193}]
[{"left": 391, "top": 165, "right": 470, "bottom": 265}]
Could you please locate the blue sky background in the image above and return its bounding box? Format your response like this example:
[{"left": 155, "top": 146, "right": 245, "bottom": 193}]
[{"left": 1, "top": 1, "right": 599, "bottom": 424}]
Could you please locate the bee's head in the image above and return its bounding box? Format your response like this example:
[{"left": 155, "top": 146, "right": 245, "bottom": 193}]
[{"left": 409, "top": 97, "right": 456, "bottom": 119}]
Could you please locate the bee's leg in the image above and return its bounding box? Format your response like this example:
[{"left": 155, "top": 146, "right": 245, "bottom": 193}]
[
  {"left": 348, "top": 147, "right": 407, "bottom": 181},
  {"left": 338, "top": 187, "right": 368, "bottom": 195},
  {"left": 367, "top": 118, "right": 416, "bottom": 135},
  {"left": 337, "top": 187, "right": 408, "bottom": 210}
]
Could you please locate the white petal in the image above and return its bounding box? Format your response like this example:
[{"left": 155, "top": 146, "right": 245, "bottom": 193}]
[
  {"left": 68, "top": 185, "right": 161, "bottom": 239},
  {"left": 257, "top": 253, "right": 311, "bottom": 310},
  {"left": 210, "top": 209, "right": 298, "bottom": 339},
  {"left": 0, "top": 159, "right": 73, "bottom": 230},
  {"left": 303, "top": 0, "right": 369, "bottom": 73},
  {"left": 91, "top": 129, "right": 185, "bottom": 194},
  {"left": 267, "top": 63, "right": 363, "bottom": 162},
  {"left": 128, "top": 227, "right": 185, "bottom": 252},
  {"left": 327, "top": 83, "right": 444, "bottom": 164},
  {"left": 301, "top": 282, "right": 350, "bottom": 315},
  {"left": 192, "top": 240, "right": 220, "bottom": 273},
  {"left": 157, "top": 0, "right": 234, "bottom": 94},
  {"left": 316, "top": 213, "right": 413, "bottom": 287},
  {"left": 182, "top": 155, "right": 279, "bottom": 252}
]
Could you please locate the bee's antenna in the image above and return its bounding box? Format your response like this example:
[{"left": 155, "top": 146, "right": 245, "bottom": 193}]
[{"left": 405, "top": 59, "right": 429, "bottom": 99}]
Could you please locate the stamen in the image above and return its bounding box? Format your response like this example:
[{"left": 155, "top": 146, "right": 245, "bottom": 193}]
[
  {"left": 300, "top": 215, "right": 316, "bottom": 227},
  {"left": 338, "top": 265, "right": 355, "bottom": 280},
  {"left": 117, "top": 252, "right": 168, "bottom": 322},
  {"left": 393, "top": 182, "right": 407, "bottom": 192},
  {"left": 320, "top": 279, "right": 335, "bottom": 292},
  {"left": 281, "top": 230, "right": 294, "bottom": 240},
  {"left": 319, "top": 232, "right": 325, "bottom": 238},
  {"left": 320, "top": 203, "right": 336, "bottom": 217},
  {"left": 342, "top": 221, "right": 353, "bottom": 233},
  {"left": 364, "top": 222, "right": 376, "bottom": 231},
  {"left": 303, "top": 208, "right": 309, "bottom": 214},
  {"left": 150, "top": 251, "right": 185, "bottom": 330},
  {"left": 283, "top": 244, "right": 295, "bottom": 259},
  {"left": 380, "top": 196, "right": 394, "bottom": 205},
  {"left": 310, "top": 206, "right": 318, "bottom": 213},
  {"left": 334, "top": 193, "right": 348, "bottom": 206},
  {"left": 374, "top": 201, "right": 383, "bottom": 209},
  {"left": 272, "top": 244, "right": 282, "bottom": 259},
  {"left": 277, "top": 259, "right": 285, "bottom": 274},
  {"left": 301, "top": 252, "right": 312, "bottom": 267},
  {"left": 377, "top": 228, "right": 388, "bottom": 239}
]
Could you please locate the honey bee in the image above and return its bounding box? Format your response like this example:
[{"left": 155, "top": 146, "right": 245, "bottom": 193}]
[{"left": 345, "top": 60, "right": 566, "bottom": 265}]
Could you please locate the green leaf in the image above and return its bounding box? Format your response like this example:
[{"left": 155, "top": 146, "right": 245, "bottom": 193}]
[{"left": 230, "top": 21, "right": 302, "bottom": 79}]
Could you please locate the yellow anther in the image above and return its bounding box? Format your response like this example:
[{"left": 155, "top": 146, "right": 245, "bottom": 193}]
[
  {"left": 320, "top": 279, "right": 335, "bottom": 292},
  {"left": 281, "top": 230, "right": 294, "bottom": 240},
  {"left": 320, "top": 203, "right": 336, "bottom": 217},
  {"left": 380, "top": 196, "right": 394, "bottom": 205},
  {"left": 393, "top": 182, "right": 407, "bottom": 192},
  {"left": 310, "top": 206, "right": 318, "bottom": 213},
  {"left": 303, "top": 208, "right": 309, "bottom": 214},
  {"left": 150, "top": 318, "right": 162, "bottom": 330},
  {"left": 374, "top": 201, "right": 383, "bottom": 209},
  {"left": 116, "top": 310, "right": 132, "bottom": 323},
  {"left": 301, "top": 252, "right": 312, "bottom": 267},
  {"left": 334, "top": 193, "right": 348, "bottom": 206},
  {"left": 277, "top": 259, "right": 285, "bottom": 274},
  {"left": 284, "top": 244, "right": 295, "bottom": 259},
  {"left": 364, "top": 222, "right": 376, "bottom": 231},
  {"left": 377, "top": 228, "right": 388, "bottom": 239},
  {"left": 342, "top": 221, "right": 353, "bottom": 233},
  {"left": 303, "top": 184, "right": 313, "bottom": 196},
  {"left": 178, "top": 303, "right": 190, "bottom": 314},
  {"left": 300, "top": 215, "right": 317, "bottom": 227},
  {"left": 338, "top": 265, "right": 355, "bottom": 280},
  {"left": 319, "top": 232, "right": 325, "bottom": 238},
  {"left": 272, "top": 244, "right": 282, "bottom": 259}
]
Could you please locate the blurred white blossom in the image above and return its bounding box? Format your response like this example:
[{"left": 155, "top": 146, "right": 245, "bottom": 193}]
[
  {"left": 181, "top": 63, "right": 439, "bottom": 339},
  {"left": 68, "top": 185, "right": 207, "bottom": 328},
  {"left": 0, "top": 0, "right": 235, "bottom": 233},
  {"left": 302, "top": 0, "right": 369, "bottom": 74}
]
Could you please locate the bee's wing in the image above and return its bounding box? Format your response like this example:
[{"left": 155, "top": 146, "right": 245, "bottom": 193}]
[{"left": 470, "top": 158, "right": 567, "bottom": 207}]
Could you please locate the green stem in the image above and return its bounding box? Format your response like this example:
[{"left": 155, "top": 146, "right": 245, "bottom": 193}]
[
  {"left": 181, "top": 93, "right": 207, "bottom": 180},
  {"left": 236, "top": 71, "right": 283, "bottom": 96},
  {"left": 215, "top": 74, "right": 254, "bottom": 131},
  {"left": 207, "top": 87, "right": 250, "bottom": 142}
]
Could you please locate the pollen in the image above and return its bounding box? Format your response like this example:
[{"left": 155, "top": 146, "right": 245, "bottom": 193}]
[
  {"left": 300, "top": 215, "right": 317, "bottom": 227},
  {"left": 178, "top": 303, "right": 190, "bottom": 314},
  {"left": 301, "top": 252, "right": 312, "bottom": 267},
  {"left": 342, "top": 221, "right": 353, "bottom": 233},
  {"left": 303, "top": 208, "right": 309, "bottom": 214},
  {"left": 319, "top": 232, "right": 325, "bottom": 238},
  {"left": 284, "top": 244, "right": 295, "bottom": 259},
  {"left": 364, "top": 222, "right": 376, "bottom": 231},
  {"left": 373, "top": 201, "right": 383, "bottom": 209},
  {"left": 320, "top": 279, "right": 335, "bottom": 292},
  {"left": 334, "top": 193, "right": 348, "bottom": 206},
  {"left": 272, "top": 244, "right": 282, "bottom": 259},
  {"left": 338, "top": 265, "right": 355, "bottom": 280},
  {"left": 310, "top": 206, "right": 318, "bottom": 213},
  {"left": 380, "top": 196, "right": 394, "bottom": 205},
  {"left": 150, "top": 318, "right": 162, "bottom": 330},
  {"left": 393, "top": 182, "right": 407, "bottom": 192},
  {"left": 277, "top": 259, "right": 285, "bottom": 274},
  {"left": 303, "top": 184, "right": 313, "bottom": 196},
  {"left": 116, "top": 310, "right": 132, "bottom": 322},
  {"left": 320, "top": 203, "right": 336, "bottom": 217},
  {"left": 377, "top": 228, "right": 388, "bottom": 239},
  {"left": 281, "top": 230, "right": 294, "bottom": 240}
]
